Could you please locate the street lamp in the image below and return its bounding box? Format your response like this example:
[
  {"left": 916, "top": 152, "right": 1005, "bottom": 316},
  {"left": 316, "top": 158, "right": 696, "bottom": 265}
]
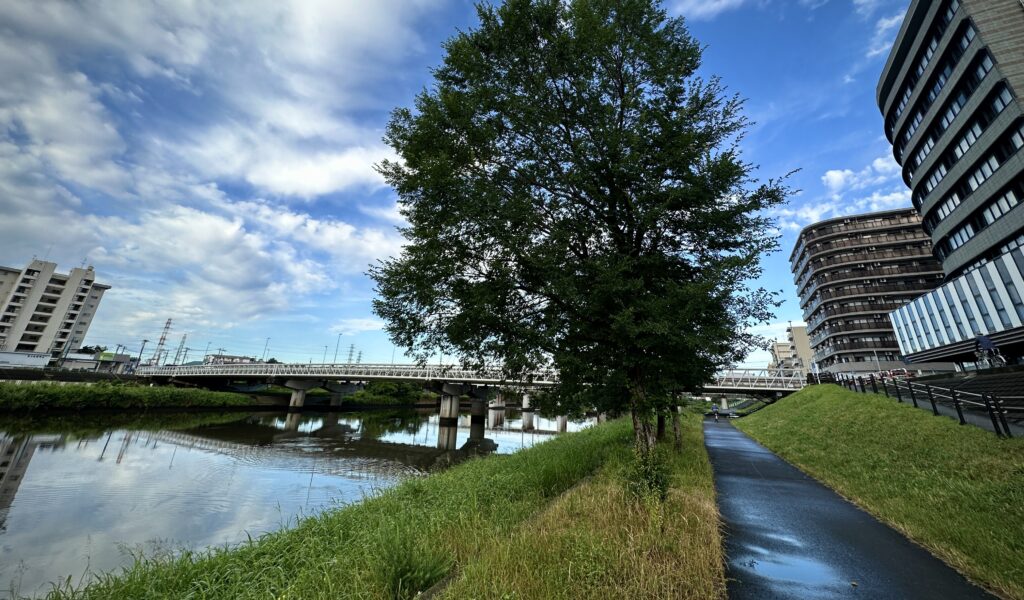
[
  {"left": 135, "top": 339, "right": 149, "bottom": 373},
  {"left": 261, "top": 337, "right": 270, "bottom": 361},
  {"left": 333, "top": 332, "right": 342, "bottom": 363},
  {"left": 322, "top": 345, "right": 328, "bottom": 364}
]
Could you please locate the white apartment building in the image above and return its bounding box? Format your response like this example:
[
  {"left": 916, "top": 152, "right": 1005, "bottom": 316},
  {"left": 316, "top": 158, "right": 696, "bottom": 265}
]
[{"left": 0, "top": 260, "right": 110, "bottom": 363}]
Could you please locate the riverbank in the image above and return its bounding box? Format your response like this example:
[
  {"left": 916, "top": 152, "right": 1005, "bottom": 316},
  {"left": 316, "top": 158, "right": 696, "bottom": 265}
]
[
  {"left": 737, "top": 384, "right": 1024, "bottom": 599},
  {"left": 44, "top": 415, "right": 726, "bottom": 599},
  {"left": 440, "top": 410, "right": 725, "bottom": 599},
  {"left": 0, "top": 382, "right": 254, "bottom": 411}
]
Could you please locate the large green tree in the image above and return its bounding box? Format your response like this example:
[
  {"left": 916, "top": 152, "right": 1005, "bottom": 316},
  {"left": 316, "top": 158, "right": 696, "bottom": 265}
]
[{"left": 372, "top": 0, "right": 786, "bottom": 451}]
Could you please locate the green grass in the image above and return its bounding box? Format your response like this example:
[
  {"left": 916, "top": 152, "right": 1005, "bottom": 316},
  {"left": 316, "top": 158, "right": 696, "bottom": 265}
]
[
  {"left": 440, "top": 412, "right": 726, "bottom": 599},
  {"left": 43, "top": 419, "right": 633, "bottom": 599},
  {"left": 738, "top": 384, "right": 1024, "bottom": 600},
  {"left": 0, "top": 382, "right": 254, "bottom": 411}
]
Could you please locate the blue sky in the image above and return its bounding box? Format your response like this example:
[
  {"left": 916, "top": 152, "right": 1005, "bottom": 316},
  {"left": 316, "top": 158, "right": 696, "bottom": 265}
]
[{"left": 0, "top": 0, "right": 911, "bottom": 366}]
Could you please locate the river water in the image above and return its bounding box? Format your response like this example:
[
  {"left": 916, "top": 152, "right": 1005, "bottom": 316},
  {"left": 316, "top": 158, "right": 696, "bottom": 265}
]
[{"left": 0, "top": 407, "right": 590, "bottom": 598}]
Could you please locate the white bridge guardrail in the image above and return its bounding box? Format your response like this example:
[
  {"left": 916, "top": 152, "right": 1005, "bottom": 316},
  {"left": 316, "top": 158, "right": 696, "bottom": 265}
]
[{"left": 137, "top": 363, "right": 806, "bottom": 392}]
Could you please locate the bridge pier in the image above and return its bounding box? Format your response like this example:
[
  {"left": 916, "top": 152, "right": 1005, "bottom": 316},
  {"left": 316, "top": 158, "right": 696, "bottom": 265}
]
[
  {"left": 522, "top": 392, "right": 534, "bottom": 431},
  {"left": 324, "top": 381, "right": 361, "bottom": 407},
  {"left": 471, "top": 397, "right": 486, "bottom": 439},
  {"left": 557, "top": 415, "right": 568, "bottom": 433},
  {"left": 284, "top": 412, "right": 302, "bottom": 432},
  {"left": 284, "top": 379, "right": 322, "bottom": 410},
  {"left": 488, "top": 393, "right": 506, "bottom": 429}
]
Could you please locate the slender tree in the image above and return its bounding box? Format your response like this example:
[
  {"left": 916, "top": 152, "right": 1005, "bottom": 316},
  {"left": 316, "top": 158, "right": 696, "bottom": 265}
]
[{"left": 372, "top": 0, "right": 787, "bottom": 453}]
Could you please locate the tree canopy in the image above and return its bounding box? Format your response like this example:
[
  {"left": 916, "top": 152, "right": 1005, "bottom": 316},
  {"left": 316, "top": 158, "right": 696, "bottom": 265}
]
[{"left": 371, "top": 0, "right": 787, "bottom": 449}]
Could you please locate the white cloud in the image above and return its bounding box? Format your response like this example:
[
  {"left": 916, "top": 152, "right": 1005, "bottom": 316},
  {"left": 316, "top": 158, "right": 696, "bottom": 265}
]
[
  {"left": 820, "top": 154, "right": 901, "bottom": 196},
  {"left": 867, "top": 13, "right": 904, "bottom": 58},
  {"left": 674, "top": 0, "right": 748, "bottom": 20},
  {"left": 329, "top": 318, "right": 386, "bottom": 336}
]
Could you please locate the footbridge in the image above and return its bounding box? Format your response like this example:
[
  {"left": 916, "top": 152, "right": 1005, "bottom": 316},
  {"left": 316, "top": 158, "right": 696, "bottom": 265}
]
[{"left": 137, "top": 363, "right": 805, "bottom": 396}]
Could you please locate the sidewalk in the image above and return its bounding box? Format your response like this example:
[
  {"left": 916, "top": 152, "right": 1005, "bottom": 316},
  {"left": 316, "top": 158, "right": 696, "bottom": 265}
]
[{"left": 703, "top": 420, "right": 994, "bottom": 599}]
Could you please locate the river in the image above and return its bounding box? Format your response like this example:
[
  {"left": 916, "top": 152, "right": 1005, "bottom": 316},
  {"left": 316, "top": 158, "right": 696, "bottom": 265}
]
[{"left": 0, "top": 407, "right": 591, "bottom": 598}]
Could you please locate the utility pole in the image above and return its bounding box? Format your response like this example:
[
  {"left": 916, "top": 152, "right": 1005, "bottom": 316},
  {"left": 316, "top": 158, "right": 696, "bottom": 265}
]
[
  {"left": 135, "top": 339, "right": 149, "bottom": 373},
  {"left": 151, "top": 318, "right": 172, "bottom": 365},
  {"left": 333, "top": 333, "right": 342, "bottom": 363},
  {"left": 261, "top": 337, "right": 270, "bottom": 361},
  {"left": 172, "top": 334, "right": 187, "bottom": 365}
]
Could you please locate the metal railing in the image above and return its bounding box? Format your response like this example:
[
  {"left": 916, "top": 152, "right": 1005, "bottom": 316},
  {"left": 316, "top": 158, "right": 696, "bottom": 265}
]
[
  {"left": 835, "top": 373, "right": 1019, "bottom": 438},
  {"left": 136, "top": 364, "right": 807, "bottom": 393},
  {"left": 708, "top": 368, "right": 806, "bottom": 391}
]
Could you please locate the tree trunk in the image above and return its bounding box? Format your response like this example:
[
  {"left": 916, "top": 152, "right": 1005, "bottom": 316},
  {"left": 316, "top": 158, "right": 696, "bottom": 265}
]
[
  {"left": 656, "top": 413, "right": 666, "bottom": 440},
  {"left": 671, "top": 406, "right": 683, "bottom": 453}
]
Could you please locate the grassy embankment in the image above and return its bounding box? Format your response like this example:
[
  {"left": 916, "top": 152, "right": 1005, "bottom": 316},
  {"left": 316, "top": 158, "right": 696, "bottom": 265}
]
[
  {"left": 738, "top": 384, "right": 1024, "bottom": 600},
  {"left": 440, "top": 410, "right": 725, "bottom": 599},
  {"left": 0, "top": 382, "right": 253, "bottom": 411},
  {"left": 0, "top": 411, "right": 254, "bottom": 437},
  {"left": 45, "top": 414, "right": 725, "bottom": 599}
]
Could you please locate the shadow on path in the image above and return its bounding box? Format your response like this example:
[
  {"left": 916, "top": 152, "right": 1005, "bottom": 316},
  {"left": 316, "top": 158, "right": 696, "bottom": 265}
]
[{"left": 703, "top": 419, "right": 994, "bottom": 600}]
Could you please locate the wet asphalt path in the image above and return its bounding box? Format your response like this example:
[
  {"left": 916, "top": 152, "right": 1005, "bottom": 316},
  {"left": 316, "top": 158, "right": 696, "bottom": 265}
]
[{"left": 704, "top": 420, "right": 994, "bottom": 600}]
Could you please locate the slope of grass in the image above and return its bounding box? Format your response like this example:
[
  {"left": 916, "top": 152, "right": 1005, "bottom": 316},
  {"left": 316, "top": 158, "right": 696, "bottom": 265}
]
[
  {"left": 440, "top": 411, "right": 725, "bottom": 599},
  {"left": 0, "top": 382, "right": 253, "bottom": 410},
  {"left": 738, "top": 384, "right": 1024, "bottom": 599},
  {"left": 44, "top": 420, "right": 633, "bottom": 599}
]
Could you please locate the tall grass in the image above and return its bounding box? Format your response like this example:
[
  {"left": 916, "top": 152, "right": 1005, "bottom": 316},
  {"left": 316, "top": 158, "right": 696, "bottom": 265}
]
[
  {"left": 0, "top": 382, "right": 253, "bottom": 410},
  {"left": 439, "top": 412, "right": 726, "bottom": 599},
  {"left": 738, "top": 384, "right": 1024, "bottom": 599},
  {"left": 44, "top": 420, "right": 633, "bottom": 599}
]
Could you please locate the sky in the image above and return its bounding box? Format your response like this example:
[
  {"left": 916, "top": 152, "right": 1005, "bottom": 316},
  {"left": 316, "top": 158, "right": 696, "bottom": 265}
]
[{"left": 0, "top": 0, "right": 912, "bottom": 367}]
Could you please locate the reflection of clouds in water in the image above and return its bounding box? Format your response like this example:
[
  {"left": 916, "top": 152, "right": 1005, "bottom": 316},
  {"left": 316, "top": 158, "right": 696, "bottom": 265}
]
[
  {"left": 0, "top": 412, "right": 595, "bottom": 597},
  {"left": 0, "top": 432, "right": 401, "bottom": 597}
]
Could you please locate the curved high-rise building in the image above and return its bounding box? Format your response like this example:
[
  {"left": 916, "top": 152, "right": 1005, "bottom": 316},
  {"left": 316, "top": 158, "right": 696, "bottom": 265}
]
[
  {"left": 878, "top": 0, "right": 1024, "bottom": 366},
  {"left": 791, "top": 209, "right": 952, "bottom": 374}
]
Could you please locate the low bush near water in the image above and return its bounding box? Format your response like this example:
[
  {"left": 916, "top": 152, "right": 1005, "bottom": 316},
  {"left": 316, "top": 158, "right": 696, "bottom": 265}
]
[{"left": 0, "top": 382, "right": 253, "bottom": 411}]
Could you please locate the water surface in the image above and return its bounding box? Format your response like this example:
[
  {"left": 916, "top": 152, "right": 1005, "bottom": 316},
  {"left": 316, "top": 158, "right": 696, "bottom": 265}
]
[{"left": 0, "top": 408, "right": 589, "bottom": 597}]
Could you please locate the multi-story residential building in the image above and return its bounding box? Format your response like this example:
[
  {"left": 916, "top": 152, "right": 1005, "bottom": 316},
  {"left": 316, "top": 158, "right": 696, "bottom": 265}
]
[
  {"left": 786, "top": 324, "right": 814, "bottom": 371},
  {"left": 768, "top": 341, "right": 795, "bottom": 370},
  {"left": 878, "top": 0, "right": 1024, "bottom": 367},
  {"left": 0, "top": 260, "right": 110, "bottom": 363},
  {"left": 791, "top": 209, "right": 955, "bottom": 374}
]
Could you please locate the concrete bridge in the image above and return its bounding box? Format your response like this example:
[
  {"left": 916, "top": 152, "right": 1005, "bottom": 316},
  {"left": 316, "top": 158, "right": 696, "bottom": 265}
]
[{"left": 137, "top": 363, "right": 806, "bottom": 406}]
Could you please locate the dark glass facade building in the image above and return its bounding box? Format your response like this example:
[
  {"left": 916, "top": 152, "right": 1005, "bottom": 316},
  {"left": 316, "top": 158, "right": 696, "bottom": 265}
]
[
  {"left": 878, "top": 0, "right": 1024, "bottom": 365},
  {"left": 791, "top": 209, "right": 953, "bottom": 374}
]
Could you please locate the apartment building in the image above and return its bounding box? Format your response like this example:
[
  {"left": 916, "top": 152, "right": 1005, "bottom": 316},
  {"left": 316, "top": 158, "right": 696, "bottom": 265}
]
[{"left": 0, "top": 260, "right": 109, "bottom": 363}]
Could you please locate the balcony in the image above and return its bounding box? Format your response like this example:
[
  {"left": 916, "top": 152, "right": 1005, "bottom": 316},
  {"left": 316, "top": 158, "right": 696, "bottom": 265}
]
[
  {"left": 794, "top": 246, "right": 937, "bottom": 289},
  {"left": 801, "top": 280, "right": 941, "bottom": 314},
  {"left": 810, "top": 321, "right": 895, "bottom": 346},
  {"left": 793, "top": 214, "right": 923, "bottom": 257},
  {"left": 798, "top": 263, "right": 944, "bottom": 298},
  {"left": 807, "top": 300, "right": 914, "bottom": 333},
  {"left": 813, "top": 340, "right": 902, "bottom": 361}
]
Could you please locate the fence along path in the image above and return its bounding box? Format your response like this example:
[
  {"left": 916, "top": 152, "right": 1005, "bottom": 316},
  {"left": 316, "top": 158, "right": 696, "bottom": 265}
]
[{"left": 836, "top": 374, "right": 1022, "bottom": 437}]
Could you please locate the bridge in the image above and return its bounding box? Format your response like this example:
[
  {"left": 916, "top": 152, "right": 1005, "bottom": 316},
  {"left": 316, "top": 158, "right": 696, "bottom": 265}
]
[{"left": 136, "top": 363, "right": 806, "bottom": 397}]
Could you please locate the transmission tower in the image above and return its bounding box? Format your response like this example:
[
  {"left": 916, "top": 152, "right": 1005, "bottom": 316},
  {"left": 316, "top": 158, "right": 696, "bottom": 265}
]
[
  {"left": 356, "top": 351, "right": 362, "bottom": 364},
  {"left": 151, "top": 318, "right": 172, "bottom": 365},
  {"left": 347, "top": 344, "right": 355, "bottom": 363},
  {"left": 172, "top": 334, "right": 187, "bottom": 365}
]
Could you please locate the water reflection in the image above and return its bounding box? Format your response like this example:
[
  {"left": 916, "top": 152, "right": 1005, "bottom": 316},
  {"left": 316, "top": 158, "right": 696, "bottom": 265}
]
[{"left": 0, "top": 408, "right": 592, "bottom": 598}]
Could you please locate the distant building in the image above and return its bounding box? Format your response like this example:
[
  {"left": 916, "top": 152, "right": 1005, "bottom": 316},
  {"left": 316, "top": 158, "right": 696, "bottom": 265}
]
[
  {"left": 204, "top": 354, "right": 257, "bottom": 365},
  {"left": 768, "top": 341, "right": 793, "bottom": 370},
  {"left": 0, "top": 260, "right": 110, "bottom": 364},
  {"left": 878, "top": 0, "right": 1024, "bottom": 367},
  {"left": 787, "top": 324, "right": 814, "bottom": 371},
  {"left": 791, "top": 209, "right": 955, "bottom": 375}
]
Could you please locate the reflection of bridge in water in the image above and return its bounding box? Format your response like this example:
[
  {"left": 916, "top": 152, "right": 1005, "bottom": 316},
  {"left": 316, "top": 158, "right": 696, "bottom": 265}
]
[{"left": 147, "top": 408, "right": 571, "bottom": 475}]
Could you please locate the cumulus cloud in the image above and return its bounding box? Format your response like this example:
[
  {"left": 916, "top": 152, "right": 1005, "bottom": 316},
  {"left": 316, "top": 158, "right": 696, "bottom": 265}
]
[
  {"left": 0, "top": 0, "right": 435, "bottom": 346},
  {"left": 820, "top": 154, "right": 901, "bottom": 196}
]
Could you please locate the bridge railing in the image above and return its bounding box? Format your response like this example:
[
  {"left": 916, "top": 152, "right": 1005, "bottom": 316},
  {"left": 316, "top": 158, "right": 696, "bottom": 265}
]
[
  {"left": 136, "top": 363, "right": 561, "bottom": 386},
  {"left": 137, "top": 363, "right": 806, "bottom": 392},
  {"left": 709, "top": 368, "right": 807, "bottom": 391}
]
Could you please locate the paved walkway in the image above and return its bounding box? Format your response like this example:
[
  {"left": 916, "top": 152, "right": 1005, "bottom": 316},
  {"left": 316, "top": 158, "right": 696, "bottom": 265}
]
[{"left": 704, "top": 420, "right": 994, "bottom": 600}]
